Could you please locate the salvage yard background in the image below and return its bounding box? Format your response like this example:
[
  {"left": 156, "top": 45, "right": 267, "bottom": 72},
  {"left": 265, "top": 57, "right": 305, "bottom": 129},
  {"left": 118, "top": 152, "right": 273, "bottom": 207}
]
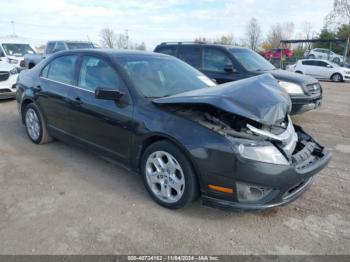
[{"left": 0, "top": 81, "right": 349, "bottom": 254}]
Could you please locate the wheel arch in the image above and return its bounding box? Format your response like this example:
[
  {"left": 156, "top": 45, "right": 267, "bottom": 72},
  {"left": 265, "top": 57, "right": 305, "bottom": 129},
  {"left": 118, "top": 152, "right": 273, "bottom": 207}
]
[
  {"left": 135, "top": 133, "right": 204, "bottom": 188},
  {"left": 330, "top": 72, "right": 343, "bottom": 81}
]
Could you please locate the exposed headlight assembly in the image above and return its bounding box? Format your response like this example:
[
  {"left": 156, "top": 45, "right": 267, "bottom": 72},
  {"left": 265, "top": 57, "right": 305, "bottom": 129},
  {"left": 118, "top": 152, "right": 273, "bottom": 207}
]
[
  {"left": 236, "top": 182, "right": 273, "bottom": 202},
  {"left": 237, "top": 142, "right": 289, "bottom": 166},
  {"left": 279, "top": 81, "right": 304, "bottom": 94}
]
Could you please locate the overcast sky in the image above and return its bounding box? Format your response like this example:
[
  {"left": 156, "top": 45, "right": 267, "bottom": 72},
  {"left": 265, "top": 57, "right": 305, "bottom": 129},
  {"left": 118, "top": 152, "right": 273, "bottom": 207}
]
[{"left": 0, "top": 0, "right": 334, "bottom": 49}]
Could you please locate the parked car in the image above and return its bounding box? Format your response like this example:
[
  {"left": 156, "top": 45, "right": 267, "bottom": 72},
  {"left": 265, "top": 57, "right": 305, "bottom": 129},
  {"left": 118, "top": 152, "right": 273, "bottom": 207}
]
[
  {"left": 263, "top": 48, "right": 293, "bottom": 60},
  {"left": 24, "top": 40, "right": 95, "bottom": 69},
  {"left": 0, "top": 38, "right": 36, "bottom": 69},
  {"left": 288, "top": 59, "right": 350, "bottom": 82},
  {"left": 16, "top": 49, "right": 331, "bottom": 211},
  {"left": 154, "top": 43, "right": 322, "bottom": 115},
  {"left": 0, "top": 59, "right": 18, "bottom": 99},
  {"left": 305, "top": 48, "right": 344, "bottom": 64}
]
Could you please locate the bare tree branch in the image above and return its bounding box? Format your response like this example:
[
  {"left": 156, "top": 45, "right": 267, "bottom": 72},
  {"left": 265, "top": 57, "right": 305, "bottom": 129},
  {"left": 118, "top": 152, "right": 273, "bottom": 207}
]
[{"left": 244, "top": 17, "right": 261, "bottom": 51}]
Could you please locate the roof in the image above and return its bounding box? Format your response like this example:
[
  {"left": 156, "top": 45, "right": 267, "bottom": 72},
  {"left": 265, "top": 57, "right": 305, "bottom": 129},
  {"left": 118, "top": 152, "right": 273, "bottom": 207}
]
[
  {"left": 53, "top": 48, "right": 168, "bottom": 57},
  {"left": 157, "top": 42, "right": 247, "bottom": 50}
]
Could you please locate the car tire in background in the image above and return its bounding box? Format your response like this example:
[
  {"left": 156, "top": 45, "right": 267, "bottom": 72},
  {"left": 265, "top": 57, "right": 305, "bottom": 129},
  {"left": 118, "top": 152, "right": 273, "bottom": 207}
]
[
  {"left": 333, "top": 58, "right": 341, "bottom": 64},
  {"left": 24, "top": 103, "right": 53, "bottom": 144},
  {"left": 295, "top": 71, "right": 303, "bottom": 74},
  {"left": 331, "top": 73, "right": 343, "bottom": 82},
  {"left": 308, "top": 54, "right": 316, "bottom": 59},
  {"left": 141, "top": 140, "right": 199, "bottom": 209}
]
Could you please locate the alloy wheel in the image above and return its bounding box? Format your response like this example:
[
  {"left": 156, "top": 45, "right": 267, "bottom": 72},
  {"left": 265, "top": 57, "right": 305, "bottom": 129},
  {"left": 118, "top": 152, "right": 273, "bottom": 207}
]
[
  {"left": 25, "top": 108, "right": 41, "bottom": 141},
  {"left": 145, "top": 151, "right": 185, "bottom": 203}
]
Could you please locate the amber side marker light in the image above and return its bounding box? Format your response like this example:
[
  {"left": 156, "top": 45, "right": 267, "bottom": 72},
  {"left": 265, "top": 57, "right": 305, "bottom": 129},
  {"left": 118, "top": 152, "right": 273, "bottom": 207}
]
[{"left": 208, "top": 185, "right": 234, "bottom": 194}]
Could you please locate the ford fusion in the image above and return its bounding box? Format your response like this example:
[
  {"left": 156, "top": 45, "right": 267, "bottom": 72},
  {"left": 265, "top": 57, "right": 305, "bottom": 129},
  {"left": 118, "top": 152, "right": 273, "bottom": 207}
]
[{"left": 16, "top": 50, "right": 331, "bottom": 210}]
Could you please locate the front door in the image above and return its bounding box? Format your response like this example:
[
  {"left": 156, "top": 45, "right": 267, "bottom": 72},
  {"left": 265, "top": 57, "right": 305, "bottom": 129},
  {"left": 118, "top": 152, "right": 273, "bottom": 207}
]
[
  {"left": 201, "top": 47, "right": 244, "bottom": 83},
  {"left": 66, "top": 55, "right": 134, "bottom": 162}
]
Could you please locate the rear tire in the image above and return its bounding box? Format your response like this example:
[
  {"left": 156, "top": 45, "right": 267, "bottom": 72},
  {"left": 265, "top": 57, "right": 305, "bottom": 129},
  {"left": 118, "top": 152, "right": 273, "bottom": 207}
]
[
  {"left": 141, "top": 140, "right": 199, "bottom": 209},
  {"left": 24, "top": 103, "right": 53, "bottom": 144},
  {"left": 308, "top": 54, "right": 315, "bottom": 59},
  {"left": 331, "top": 73, "right": 343, "bottom": 82}
]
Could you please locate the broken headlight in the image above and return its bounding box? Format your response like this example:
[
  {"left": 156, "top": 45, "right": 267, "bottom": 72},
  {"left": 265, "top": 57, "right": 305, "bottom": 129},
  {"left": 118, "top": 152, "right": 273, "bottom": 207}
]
[
  {"left": 237, "top": 142, "right": 289, "bottom": 166},
  {"left": 236, "top": 182, "right": 273, "bottom": 202},
  {"left": 279, "top": 81, "right": 304, "bottom": 94}
]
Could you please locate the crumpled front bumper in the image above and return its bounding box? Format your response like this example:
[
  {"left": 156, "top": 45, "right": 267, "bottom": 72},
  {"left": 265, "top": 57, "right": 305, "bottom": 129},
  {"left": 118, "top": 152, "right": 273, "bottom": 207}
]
[{"left": 201, "top": 126, "right": 331, "bottom": 211}]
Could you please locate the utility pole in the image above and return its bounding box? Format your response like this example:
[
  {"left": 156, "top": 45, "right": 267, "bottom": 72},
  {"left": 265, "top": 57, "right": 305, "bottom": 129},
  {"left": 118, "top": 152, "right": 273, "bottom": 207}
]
[{"left": 10, "top": 21, "right": 15, "bottom": 36}]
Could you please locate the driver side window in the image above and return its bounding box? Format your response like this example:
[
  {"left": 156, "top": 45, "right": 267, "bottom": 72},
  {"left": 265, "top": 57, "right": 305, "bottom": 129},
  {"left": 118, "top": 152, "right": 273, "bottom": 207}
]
[{"left": 203, "top": 48, "right": 233, "bottom": 72}]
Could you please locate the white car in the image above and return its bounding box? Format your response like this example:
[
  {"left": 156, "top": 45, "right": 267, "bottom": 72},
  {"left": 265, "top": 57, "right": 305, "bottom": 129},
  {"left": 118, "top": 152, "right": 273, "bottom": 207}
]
[
  {"left": 0, "top": 37, "right": 36, "bottom": 69},
  {"left": 0, "top": 59, "right": 18, "bottom": 99},
  {"left": 305, "top": 48, "right": 344, "bottom": 63},
  {"left": 288, "top": 59, "right": 350, "bottom": 82}
]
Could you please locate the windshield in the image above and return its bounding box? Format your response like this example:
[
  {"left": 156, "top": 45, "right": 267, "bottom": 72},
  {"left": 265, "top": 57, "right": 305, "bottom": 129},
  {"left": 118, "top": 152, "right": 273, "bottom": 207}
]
[
  {"left": 327, "top": 61, "right": 340, "bottom": 68},
  {"left": 117, "top": 56, "right": 216, "bottom": 98},
  {"left": 230, "top": 48, "right": 275, "bottom": 72},
  {"left": 1, "top": 43, "right": 36, "bottom": 57},
  {"left": 66, "top": 42, "right": 94, "bottom": 50}
]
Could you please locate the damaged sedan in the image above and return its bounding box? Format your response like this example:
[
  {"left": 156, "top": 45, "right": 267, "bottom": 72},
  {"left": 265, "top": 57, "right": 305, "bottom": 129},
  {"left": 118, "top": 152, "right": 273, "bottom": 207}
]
[{"left": 16, "top": 50, "right": 331, "bottom": 210}]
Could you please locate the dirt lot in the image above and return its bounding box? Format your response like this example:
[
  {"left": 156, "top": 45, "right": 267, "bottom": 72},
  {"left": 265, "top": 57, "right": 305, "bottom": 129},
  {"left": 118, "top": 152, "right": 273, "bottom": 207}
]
[{"left": 0, "top": 81, "right": 349, "bottom": 255}]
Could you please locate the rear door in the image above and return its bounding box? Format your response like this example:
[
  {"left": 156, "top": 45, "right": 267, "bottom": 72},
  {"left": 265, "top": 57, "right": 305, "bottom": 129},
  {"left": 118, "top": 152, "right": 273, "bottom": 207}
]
[
  {"left": 177, "top": 45, "right": 202, "bottom": 69},
  {"left": 66, "top": 55, "right": 134, "bottom": 162},
  {"left": 38, "top": 54, "right": 78, "bottom": 133}
]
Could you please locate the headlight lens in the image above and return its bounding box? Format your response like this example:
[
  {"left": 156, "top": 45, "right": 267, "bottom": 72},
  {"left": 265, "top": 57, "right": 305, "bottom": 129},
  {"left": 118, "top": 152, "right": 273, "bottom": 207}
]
[
  {"left": 7, "top": 58, "right": 18, "bottom": 64},
  {"left": 279, "top": 81, "right": 304, "bottom": 94},
  {"left": 237, "top": 142, "right": 289, "bottom": 165},
  {"left": 236, "top": 182, "right": 273, "bottom": 202},
  {"left": 9, "top": 68, "right": 18, "bottom": 75}
]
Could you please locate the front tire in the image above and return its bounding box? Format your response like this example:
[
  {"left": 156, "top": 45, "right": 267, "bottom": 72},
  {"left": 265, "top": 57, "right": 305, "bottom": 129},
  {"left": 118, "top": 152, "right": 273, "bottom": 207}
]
[
  {"left": 24, "top": 103, "right": 53, "bottom": 144},
  {"left": 331, "top": 73, "right": 343, "bottom": 82},
  {"left": 308, "top": 54, "right": 315, "bottom": 59},
  {"left": 141, "top": 141, "right": 199, "bottom": 209}
]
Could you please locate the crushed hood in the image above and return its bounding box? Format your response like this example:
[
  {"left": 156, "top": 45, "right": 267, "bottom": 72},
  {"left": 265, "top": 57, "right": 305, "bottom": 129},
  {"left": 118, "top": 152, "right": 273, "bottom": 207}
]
[{"left": 153, "top": 74, "right": 291, "bottom": 126}]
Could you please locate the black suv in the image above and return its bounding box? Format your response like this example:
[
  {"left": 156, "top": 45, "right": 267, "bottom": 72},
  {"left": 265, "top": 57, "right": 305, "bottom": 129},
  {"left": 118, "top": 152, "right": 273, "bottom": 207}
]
[{"left": 154, "top": 42, "right": 323, "bottom": 115}]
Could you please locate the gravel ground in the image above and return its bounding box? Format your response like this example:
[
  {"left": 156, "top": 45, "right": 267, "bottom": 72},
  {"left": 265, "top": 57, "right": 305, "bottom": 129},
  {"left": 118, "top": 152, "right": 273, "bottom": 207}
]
[{"left": 0, "top": 81, "right": 349, "bottom": 255}]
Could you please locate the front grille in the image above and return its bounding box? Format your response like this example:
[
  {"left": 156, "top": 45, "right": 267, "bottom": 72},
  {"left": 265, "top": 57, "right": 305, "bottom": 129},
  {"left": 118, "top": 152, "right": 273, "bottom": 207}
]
[
  {"left": 306, "top": 83, "right": 321, "bottom": 95},
  {"left": 0, "top": 89, "right": 12, "bottom": 93},
  {"left": 0, "top": 71, "right": 10, "bottom": 82}
]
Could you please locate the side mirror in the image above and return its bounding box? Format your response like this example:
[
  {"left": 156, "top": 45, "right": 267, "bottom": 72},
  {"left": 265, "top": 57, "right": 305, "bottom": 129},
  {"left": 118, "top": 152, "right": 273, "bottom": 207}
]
[
  {"left": 95, "top": 87, "right": 124, "bottom": 101},
  {"left": 224, "top": 65, "right": 236, "bottom": 73},
  {"left": 327, "top": 64, "right": 332, "bottom": 68}
]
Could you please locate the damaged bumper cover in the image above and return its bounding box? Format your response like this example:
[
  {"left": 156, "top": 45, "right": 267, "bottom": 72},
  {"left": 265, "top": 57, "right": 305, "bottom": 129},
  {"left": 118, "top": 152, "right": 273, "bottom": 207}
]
[{"left": 202, "top": 126, "right": 331, "bottom": 211}]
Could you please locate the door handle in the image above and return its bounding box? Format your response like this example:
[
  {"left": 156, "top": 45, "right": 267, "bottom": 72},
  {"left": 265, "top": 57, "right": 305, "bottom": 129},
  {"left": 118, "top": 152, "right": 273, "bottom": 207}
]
[
  {"left": 73, "top": 97, "right": 83, "bottom": 105},
  {"left": 33, "top": 85, "right": 41, "bottom": 92}
]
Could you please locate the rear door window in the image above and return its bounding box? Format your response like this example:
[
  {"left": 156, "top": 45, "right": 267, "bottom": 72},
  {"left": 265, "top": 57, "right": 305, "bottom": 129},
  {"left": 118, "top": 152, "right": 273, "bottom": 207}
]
[
  {"left": 177, "top": 46, "right": 201, "bottom": 68},
  {"left": 46, "top": 55, "right": 78, "bottom": 85},
  {"left": 302, "top": 60, "right": 316, "bottom": 66},
  {"left": 203, "top": 48, "right": 233, "bottom": 72}
]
